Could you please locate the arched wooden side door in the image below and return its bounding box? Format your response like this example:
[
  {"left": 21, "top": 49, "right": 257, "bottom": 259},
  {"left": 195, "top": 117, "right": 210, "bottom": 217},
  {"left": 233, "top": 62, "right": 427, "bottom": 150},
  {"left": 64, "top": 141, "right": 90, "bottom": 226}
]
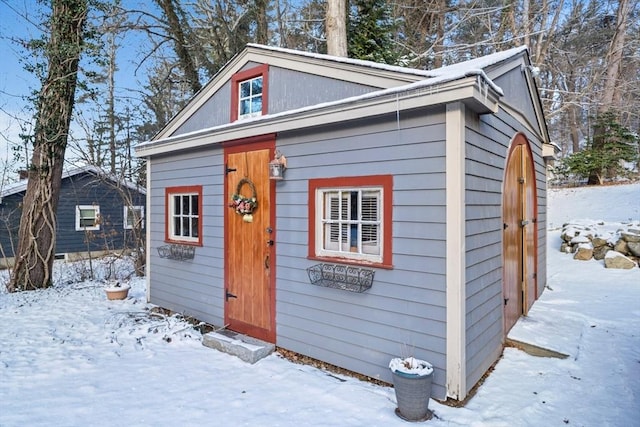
[
  {"left": 224, "top": 138, "right": 276, "bottom": 343},
  {"left": 503, "top": 133, "right": 538, "bottom": 335}
]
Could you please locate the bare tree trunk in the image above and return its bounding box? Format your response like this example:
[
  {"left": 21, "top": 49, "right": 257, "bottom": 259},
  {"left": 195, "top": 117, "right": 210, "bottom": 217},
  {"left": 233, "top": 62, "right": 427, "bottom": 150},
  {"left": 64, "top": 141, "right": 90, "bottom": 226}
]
[
  {"left": 255, "top": 0, "right": 269, "bottom": 45},
  {"left": 326, "top": 0, "right": 347, "bottom": 57},
  {"left": 8, "top": 0, "right": 88, "bottom": 292},
  {"left": 155, "top": 0, "right": 202, "bottom": 94},
  {"left": 599, "top": 0, "right": 630, "bottom": 111},
  {"left": 588, "top": 0, "right": 630, "bottom": 185},
  {"left": 433, "top": 0, "right": 446, "bottom": 68},
  {"left": 108, "top": 30, "right": 117, "bottom": 174}
]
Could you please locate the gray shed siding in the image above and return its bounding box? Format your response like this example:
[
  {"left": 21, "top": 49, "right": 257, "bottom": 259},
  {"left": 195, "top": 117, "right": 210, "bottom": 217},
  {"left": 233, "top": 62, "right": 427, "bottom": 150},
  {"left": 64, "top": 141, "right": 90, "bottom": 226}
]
[
  {"left": 148, "top": 150, "right": 226, "bottom": 325},
  {"left": 173, "top": 65, "right": 378, "bottom": 137},
  {"left": 463, "top": 102, "right": 548, "bottom": 391},
  {"left": 273, "top": 108, "right": 450, "bottom": 399}
]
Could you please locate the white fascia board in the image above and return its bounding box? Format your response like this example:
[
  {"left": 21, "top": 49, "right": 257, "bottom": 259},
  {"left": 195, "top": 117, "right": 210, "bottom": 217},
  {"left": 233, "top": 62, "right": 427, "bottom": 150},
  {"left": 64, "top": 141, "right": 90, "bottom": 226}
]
[
  {"left": 246, "top": 49, "right": 428, "bottom": 87},
  {"left": 445, "top": 101, "right": 466, "bottom": 401},
  {"left": 136, "top": 76, "right": 500, "bottom": 158}
]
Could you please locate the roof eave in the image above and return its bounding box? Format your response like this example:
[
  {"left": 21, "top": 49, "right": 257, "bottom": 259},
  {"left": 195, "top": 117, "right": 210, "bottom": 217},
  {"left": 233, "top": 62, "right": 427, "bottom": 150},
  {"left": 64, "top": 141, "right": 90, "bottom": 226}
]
[{"left": 135, "top": 76, "right": 500, "bottom": 158}]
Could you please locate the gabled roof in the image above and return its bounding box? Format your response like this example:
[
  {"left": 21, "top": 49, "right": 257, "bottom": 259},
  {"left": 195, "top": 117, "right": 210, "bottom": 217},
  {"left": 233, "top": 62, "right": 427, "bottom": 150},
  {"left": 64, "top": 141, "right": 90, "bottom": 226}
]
[
  {"left": 137, "top": 44, "right": 547, "bottom": 158},
  {"left": 0, "top": 165, "right": 146, "bottom": 201}
]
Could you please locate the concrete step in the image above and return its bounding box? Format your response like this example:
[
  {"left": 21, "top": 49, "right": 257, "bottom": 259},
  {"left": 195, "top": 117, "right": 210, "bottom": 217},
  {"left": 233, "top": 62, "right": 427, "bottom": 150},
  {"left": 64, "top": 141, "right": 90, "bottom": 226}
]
[{"left": 202, "top": 329, "right": 275, "bottom": 364}]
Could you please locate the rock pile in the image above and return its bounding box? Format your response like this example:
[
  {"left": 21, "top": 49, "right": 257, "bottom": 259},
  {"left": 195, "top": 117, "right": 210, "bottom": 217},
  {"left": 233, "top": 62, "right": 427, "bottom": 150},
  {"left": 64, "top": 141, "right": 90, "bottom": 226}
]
[{"left": 560, "top": 221, "right": 640, "bottom": 269}]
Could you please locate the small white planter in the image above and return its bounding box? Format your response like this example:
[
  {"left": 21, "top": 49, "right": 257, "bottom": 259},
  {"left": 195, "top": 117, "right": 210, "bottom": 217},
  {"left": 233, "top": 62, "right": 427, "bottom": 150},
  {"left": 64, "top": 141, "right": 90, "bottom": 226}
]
[{"left": 104, "top": 284, "right": 130, "bottom": 300}]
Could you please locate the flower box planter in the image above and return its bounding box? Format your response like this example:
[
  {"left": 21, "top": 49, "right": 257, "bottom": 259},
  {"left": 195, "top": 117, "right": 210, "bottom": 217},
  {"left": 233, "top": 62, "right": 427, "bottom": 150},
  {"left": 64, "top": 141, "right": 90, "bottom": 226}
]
[
  {"left": 157, "top": 244, "right": 195, "bottom": 261},
  {"left": 306, "top": 263, "right": 374, "bottom": 293}
]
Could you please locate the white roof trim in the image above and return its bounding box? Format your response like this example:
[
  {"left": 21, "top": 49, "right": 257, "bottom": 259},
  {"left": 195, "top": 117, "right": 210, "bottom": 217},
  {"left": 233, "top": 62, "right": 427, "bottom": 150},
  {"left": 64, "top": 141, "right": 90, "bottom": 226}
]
[{"left": 136, "top": 73, "right": 501, "bottom": 157}]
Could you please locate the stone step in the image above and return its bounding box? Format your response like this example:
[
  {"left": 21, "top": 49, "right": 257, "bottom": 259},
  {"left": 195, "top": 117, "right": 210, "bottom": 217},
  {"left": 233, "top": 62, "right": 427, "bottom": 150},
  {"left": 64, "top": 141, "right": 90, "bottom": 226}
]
[{"left": 202, "top": 329, "right": 275, "bottom": 364}]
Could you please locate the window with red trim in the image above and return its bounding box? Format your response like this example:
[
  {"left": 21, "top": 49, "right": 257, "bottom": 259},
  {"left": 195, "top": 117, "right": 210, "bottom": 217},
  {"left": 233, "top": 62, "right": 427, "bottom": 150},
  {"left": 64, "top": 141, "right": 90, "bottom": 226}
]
[
  {"left": 230, "top": 64, "right": 268, "bottom": 122},
  {"left": 309, "top": 176, "right": 393, "bottom": 268},
  {"left": 165, "top": 186, "right": 202, "bottom": 245}
]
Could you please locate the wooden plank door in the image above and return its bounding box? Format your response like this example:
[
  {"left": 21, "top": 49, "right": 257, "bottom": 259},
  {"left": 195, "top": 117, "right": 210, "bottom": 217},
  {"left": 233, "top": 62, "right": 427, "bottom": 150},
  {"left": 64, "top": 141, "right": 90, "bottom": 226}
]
[
  {"left": 521, "top": 140, "right": 538, "bottom": 314},
  {"left": 224, "top": 141, "right": 275, "bottom": 343},
  {"left": 503, "top": 134, "right": 538, "bottom": 335}
]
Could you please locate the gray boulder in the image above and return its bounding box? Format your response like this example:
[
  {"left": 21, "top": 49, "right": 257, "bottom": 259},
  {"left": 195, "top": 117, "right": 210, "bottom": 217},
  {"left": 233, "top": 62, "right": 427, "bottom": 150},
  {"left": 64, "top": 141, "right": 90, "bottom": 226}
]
[
  {"left": 574, "top": 243, "right": 593, "bottom": 261},
  {"left": 627, "top": 241, "right": 640, "bottom": 257},
  {"left": 604, "top": 251, "right": 637, "bottom": 269},
  {"left": 621, "top": 231, "right": 640, "bottom": 243}
]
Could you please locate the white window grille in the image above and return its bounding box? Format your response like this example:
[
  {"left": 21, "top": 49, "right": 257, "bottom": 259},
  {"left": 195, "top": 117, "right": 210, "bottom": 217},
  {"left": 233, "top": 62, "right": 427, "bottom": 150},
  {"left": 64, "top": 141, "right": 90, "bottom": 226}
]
[
  {"left": 76, "top": 205, "right": 100, "bottom": 231},
  {"left": 317, "top": 188, "right": 382, "bottom": 262}
]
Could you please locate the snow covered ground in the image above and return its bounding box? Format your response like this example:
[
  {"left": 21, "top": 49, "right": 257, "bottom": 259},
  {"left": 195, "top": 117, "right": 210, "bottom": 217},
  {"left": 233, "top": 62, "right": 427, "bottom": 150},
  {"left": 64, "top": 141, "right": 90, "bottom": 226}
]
[{"left": 1, "top": 183, "right": 639, "bottom": 426}]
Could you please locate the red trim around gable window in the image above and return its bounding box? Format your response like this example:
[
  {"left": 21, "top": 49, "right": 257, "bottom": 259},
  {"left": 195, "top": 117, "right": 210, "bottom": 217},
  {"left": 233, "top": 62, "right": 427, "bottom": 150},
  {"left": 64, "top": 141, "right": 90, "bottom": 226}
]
[
  {"left": 308, "top": 175, "right": 393, "bottom": 269},
  {"left": 165, "top": 185, "right": 203, "bottom": 246},
  {"left": 230, "top": 64, "right": 269, "bottom": 122}
]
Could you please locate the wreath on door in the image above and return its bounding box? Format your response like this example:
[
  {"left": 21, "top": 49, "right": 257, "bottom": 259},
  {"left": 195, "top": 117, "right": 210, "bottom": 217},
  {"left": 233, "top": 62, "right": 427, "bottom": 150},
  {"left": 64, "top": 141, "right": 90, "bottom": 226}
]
[{"left": 230, "top": 178, "right": 258, "bottom": 222}]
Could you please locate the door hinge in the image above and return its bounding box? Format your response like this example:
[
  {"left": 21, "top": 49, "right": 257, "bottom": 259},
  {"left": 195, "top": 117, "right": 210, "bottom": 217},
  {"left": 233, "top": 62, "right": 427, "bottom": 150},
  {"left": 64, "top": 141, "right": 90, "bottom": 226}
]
[
  {"left": 504, "top": 298, "right": 509, "bottom": 306},
  {"left": 225, "top": 290, "right": 237, "bottom": 301},
  {"left": 225, "top": 164, "right": 237, "bottom": 175}
]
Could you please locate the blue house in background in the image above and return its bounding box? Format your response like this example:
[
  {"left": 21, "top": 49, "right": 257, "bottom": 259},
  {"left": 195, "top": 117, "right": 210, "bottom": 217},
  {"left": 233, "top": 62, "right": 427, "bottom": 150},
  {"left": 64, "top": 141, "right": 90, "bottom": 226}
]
[{"left": 0, "top": 165, "right": 146, "bottom": 265}]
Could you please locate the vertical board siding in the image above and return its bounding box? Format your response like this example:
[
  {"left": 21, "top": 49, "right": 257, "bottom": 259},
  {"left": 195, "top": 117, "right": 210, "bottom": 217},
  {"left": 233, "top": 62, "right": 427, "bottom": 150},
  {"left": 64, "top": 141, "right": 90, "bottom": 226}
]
[
  {"left": 273, "top": 109, "right": 450, "bottom": 398},
  {"left": 148, "top": 149, "right": 225, "bottom": 325},
  {"left": 464, "top": 104, "right": 547, "bottom": 394}
]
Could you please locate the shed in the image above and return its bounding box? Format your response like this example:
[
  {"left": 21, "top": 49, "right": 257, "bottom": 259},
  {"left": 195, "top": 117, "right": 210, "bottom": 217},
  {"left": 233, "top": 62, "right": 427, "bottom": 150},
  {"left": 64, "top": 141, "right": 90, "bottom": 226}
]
[
  {"left": 0, "top": 165, "right": 146, "bottom": 265},
  {"left": 135, "top": 44, "right": 548, "bottom": 401}
]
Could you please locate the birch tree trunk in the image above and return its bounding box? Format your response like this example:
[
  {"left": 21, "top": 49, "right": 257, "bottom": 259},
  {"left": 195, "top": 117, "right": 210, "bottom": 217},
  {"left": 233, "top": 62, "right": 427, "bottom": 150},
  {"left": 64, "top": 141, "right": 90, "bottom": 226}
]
[
  {"left": 326, "top": 0, "right": 347, "bottom": 57},
  {"left": 8, "top": 0, "right": 88, "bottom": 292}
]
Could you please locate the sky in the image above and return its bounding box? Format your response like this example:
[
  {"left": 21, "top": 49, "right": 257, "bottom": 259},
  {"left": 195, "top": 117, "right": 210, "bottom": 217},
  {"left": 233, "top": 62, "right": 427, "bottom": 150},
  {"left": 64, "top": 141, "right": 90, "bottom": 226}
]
[
  {"left": 0, "top": 0, "right": 154, "bottom": 172},
  {"left": 0, "top": 182, "right": 639, "bottom": 426}
]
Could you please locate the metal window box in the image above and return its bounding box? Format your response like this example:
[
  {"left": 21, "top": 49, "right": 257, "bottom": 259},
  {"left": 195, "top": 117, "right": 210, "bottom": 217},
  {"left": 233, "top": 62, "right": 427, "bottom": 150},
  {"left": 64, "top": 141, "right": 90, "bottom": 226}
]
[
  {"left": 307, "top": 263, "right": 374, "bottom": 293},
  {"left": 157, "top": 244, "right": 195, "bottom": 261}
]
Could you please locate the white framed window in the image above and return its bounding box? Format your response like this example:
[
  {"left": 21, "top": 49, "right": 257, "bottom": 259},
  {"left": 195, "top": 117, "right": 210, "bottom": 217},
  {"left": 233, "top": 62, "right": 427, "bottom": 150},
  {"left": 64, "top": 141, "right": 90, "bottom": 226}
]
[
  {"left": 124, "top": 205, "right": 144, "bottom": 230},
  {"left": 231, "top": 64, "right": 268, "bottom": 122},
  {"left": 309, "top": 176, "right": 392, "bottom": 267},
  {"left": 165, "top": 186, "right": 201, "bottom": 244},
  {"left": 238, "top": 75, "right": 263, "bottom": 120},
  {"left": 76, "top": 205, "right": 100, "bottom": 231},
  {"left": 317, "top": 188, "right": 382, "bottom": 263}
]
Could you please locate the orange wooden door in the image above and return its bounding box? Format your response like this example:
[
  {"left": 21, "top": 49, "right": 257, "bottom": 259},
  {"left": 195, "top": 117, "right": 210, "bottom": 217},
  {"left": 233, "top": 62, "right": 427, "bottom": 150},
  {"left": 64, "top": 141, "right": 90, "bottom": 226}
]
[
  {"left": 503, "top": 134, "right": 538, "bottom": 335},
  {"left": 521, "top": 141, "right": 537, "bottom": 314},
  {"left": 224, "top": 142, "right": 275, "bottom": 342}
]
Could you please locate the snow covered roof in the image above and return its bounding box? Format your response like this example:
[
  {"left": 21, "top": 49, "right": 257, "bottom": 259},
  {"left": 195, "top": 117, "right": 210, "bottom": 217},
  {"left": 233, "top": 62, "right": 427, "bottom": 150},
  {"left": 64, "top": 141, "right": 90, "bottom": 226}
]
[
  {"left": 0, "top": 165, "right": 146, "bottom": 200},
  {"left": 137, "top": 44, "right": 534, "bottom": 157},
  {"left": 244, "top": 43, "right": 438, "bottom": 78}
]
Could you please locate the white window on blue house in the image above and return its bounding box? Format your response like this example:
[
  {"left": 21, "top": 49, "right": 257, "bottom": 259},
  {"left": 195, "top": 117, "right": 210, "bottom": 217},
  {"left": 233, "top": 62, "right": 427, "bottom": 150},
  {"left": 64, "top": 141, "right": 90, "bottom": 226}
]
[
  {"left": 238, "top": 75, "right": 263, "bottom": 119},
  {"left": 124, "top": 205, "right": 144, "bottom": 230},
  {"left": 76, "top": 205, "right": 100, "bottom": 231}
]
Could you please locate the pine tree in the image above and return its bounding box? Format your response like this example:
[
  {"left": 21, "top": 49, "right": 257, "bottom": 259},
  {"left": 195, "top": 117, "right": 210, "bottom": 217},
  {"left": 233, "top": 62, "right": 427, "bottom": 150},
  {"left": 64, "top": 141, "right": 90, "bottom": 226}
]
[{"left": 348, "top": 0, "right": 398, "bottom": 64}]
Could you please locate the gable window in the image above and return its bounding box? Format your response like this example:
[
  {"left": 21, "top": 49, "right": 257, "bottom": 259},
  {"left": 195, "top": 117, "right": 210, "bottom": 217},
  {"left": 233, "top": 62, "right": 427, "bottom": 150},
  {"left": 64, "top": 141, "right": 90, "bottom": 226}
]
[
  {"left": 238, "top": 76, "right": 263, "bottom": 119},
  {"left": 309, "top": 175, "right": 393, "bottom": 268},
  {"left": 165, "top": 186, "right": 202, "bottom": 245},
  {"left": 231, "top": 64, "right": 268, "bottom": 122},
  {"left": 124, "top": 206, "right": 145, "bottom": 230},
  {"left": 76, "top": 205, "right": 100, "bottom": 231}
]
